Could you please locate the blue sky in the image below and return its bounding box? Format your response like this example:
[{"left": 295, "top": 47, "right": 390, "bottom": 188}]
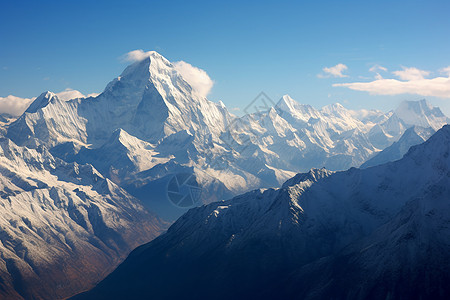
[{"left": 1, "top": 0, "right": 450, "bottom": 115}]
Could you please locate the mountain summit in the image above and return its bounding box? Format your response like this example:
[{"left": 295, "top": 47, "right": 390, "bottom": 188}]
[{"left": 7, "top": 51, "right": 233, "bottom": 148}]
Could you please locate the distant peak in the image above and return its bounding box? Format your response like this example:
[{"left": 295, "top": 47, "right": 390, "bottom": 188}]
[
  {"left": 394, "top": 99, "right": 448, "bottom": 130},
  {"left": 404, "top": 124, "right": 450, "bottom": 160},
  {"left": 109, "top": 128, "right": 131, "bottom": 141},
  {"left": 402, "top": 125, "right": 435, "bottom": 140},
  {"left": 282, "top": 94, "right": 294, "bottom": 102},
  {"left": 397, "top": 99, "right": 432, "bottom": 111},
  {"left": 103, "top": 128, "right": 152, "bottom": 150},
  {"left": 321, "top": 102, "right": 347, "bottom": 115},
  {"left": 25, "top": 91, "right": 57, "bottom": 113},
  {"left": 120, "top": 51, "right": 172, "bottom": 79},
  {"left": 276, "top": 95, "right": 299, "bottom": 111},
  {"left": 324, "top": 102, "right": 344, "bottom": 110},
  {"left": 278, "top": 94, "right": 296, "bottom": 105}
]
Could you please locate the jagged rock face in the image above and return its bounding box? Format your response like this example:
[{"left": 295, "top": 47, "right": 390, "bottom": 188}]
[
  {"left": 0, "top": 138, "right": 166, "bottom": 299},
  {"left": 75, "top": 126, "right": 450, "bottom": 300}
]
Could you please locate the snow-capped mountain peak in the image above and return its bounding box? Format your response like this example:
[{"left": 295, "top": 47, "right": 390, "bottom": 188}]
[
  {"left": 395, "top": 99, "right": 449, "bottom": 130},
  {"left": 276, "top": 94, "right": 298, "bottom": 112},
  {"left": 275, "top": 95, "right": 320, "bottom": 122},
  {"left": 25, "top": 91, "right": 57, "bottom": 113}
]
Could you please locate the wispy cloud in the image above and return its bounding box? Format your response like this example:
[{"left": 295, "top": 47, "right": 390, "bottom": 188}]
[
  {"left": 334, "top": 66, "right": 450, "bottom": 98},
  {"left": 318, "top": 63, "right": 348, "bottom": 78},
  {"left": 369, "top": 64, "right": 387, "bottom": 73},
  {"left": 440, "top": 66, "right": 450, "bottom": 76},
  {"left": 122, "top": 49, "right": 153, "bottom": 62}
]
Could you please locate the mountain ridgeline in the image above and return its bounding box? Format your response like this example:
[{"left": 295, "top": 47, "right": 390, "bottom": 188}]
[{"left": 75, "top": 125, "right": 450, "bottom": 300}]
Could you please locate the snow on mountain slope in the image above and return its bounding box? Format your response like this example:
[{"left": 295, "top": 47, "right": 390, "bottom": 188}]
[
  {"left": 7, "top": 52, "right": 234, "bottom": 149},
  {"left": 368, "top": 99, "right": 449, "bottom": 149},
  {"left": 349, "top": 108, "right": 386, "bottom": 124},
  {"left": 5, "top": 53, "right": 241, "bottom": 219},
  {"left": 222, "top": 95, "right": 378, "bottom": 174},
  {"left": 76, "top": 128, "right": 172, "bottom": 181},
  {"left": 395, "top": 99, "right": 449, "bottom": 130},
  {"left": 0, "top": 137, "right": 166, "bottom": 299},
  {"left": 75, "top": 125, "right": 450, "bottom": 300},
  {"left": 7, "top": 92, "right": 88, "bottom": 148},
  {"left": 77, "top": 52, "right": 234, "bottom": 146},
  {"left": 361, "top": 125, "right": 435, "bottom": 168},
  {"left": 5, "top": 52, "right": 449, "bottom": 222}
]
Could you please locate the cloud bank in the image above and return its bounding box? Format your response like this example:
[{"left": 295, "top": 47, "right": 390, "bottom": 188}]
[
  {"left": 0, "top": 95, "right": 35, "bottom": 116},
  {"left": 334, "top": 66, "right": 450, "bottom": 98}
]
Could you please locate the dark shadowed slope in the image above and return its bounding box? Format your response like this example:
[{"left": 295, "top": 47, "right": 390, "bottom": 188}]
[{"left": 74, "top": 125, "right": 450, "bottom": 300}]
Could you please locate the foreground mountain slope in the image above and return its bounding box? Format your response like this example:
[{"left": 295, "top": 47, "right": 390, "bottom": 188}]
[
  {"left": 284, "top": 180, "right": 450, "bottom": 300},
  {"left": 0, "top": 138, "right": 166, "bottom": 299},
  {"left": 75, "top": 125, "right": 450, "bottom": 299}
]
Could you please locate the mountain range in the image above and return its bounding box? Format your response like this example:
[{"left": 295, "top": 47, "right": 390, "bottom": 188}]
[
  {"left": 76, "top": 124, "right": 450, "bottom": 300},
  {"left": 0, "top": 51, "right": 448, "bottom": 299},
  {"left": 4, "top": 52, "right": 449, "bottom": 220}
]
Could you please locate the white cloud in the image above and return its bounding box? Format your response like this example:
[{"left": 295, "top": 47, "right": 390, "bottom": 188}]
[
  {"left": 122, "top": 49, "right": 152, "bottom": 62},
  {"left": 392, "top": 66, "right": 430, "bottom": 81},
  {"left": 122, "top": 49, "right": 162, "bottom": 62},
  {"left": 369, "top": 64, "right": 387, "bottom": 73},
  {"left": 173, "top": 61, "right": 214, "bottom": 97},
  {"left": 334, "top": 66, "right": 450, "bottom": 98},
  {"left": 55, "top": 88, "right": 86, "bottom": 101},
  {"left": 440, "top": 66, "right": 450, "bottom": 76},
  {"left": 0, "top": 95, "right": 35, "bottom": 116},
  {"left": 318, "top": 63, "right": 348, "bottom": 78}
]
